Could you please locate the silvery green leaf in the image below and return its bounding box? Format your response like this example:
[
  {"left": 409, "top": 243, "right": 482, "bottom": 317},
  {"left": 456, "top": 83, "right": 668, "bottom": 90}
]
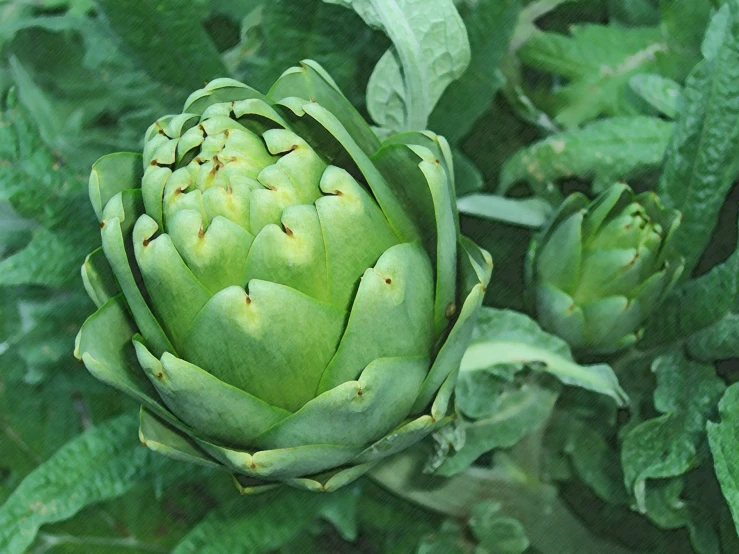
[
  {"left": 323, "top": 0, "right": 470, "bottom": 131},
  {"left": 461, "top": 308, "right": 628, "bottom": 405},
  {"left": 629, "top": 73, "right": 682, "bottom": 118},
  {"left": 457, "top": 194, "right": 553, "bottom": 228}
]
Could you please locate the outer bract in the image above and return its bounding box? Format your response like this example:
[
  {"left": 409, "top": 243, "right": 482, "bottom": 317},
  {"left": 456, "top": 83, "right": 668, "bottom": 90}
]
[
  {"left": 527, "top": 183, "right": 683, "bottom": 355},
  {"left": 74, "top": 60, "right": 492, "bottom": 493}
]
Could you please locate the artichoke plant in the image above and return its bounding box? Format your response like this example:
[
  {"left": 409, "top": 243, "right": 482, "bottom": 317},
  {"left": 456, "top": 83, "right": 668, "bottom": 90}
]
[
  {"left": 74, "top": 60, "right": 492, "bottom": 492},
  {"left": 527, "top": 183, "right": 684, "bottom": 354}
]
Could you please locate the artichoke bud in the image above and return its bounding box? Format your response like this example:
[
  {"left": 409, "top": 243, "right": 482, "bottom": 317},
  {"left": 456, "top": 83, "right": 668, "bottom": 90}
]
[
  {"left": 528, "top": 183, "right": 684, "bottom": 354},
  {"left": 76, "top": 63, "right": 492, "bottom": 492}
]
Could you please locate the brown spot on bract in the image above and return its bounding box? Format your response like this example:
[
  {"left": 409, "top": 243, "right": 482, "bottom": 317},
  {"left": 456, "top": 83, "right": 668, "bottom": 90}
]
[
  {"left": 157, "top": 372, "right": 163, "bottom": 379},
  {"left": 142, "top": 238, "right": 150, "bottom": 247},
  {"left": 150, "top": 159, "right": 158, "bottom": 166},
  {"left": 99, "top": 221, "right": 105, "bottom": 229},
  {"left": 175, "top": 187, "right": 182, "bottom": 195},
  {"left": 246, "top": 295, "right": 252, "bottom": 305},
  {"left": 357, "top": 389, "right": 363, "bottom": 396},
  {"left": 445, "top": 303, "right": 457, "bottom": 319},
  {"left": 385, "top": 278, "right": 392, "bottom": 285},
  {"left": 284, "top": 226, "right": 294, "bottom": 237},
  {"left": 250, "top": 462, "right": 257, "bottom": 469},
  {"left": 198, "top": 226, "right": 205, "bottom": 239}
]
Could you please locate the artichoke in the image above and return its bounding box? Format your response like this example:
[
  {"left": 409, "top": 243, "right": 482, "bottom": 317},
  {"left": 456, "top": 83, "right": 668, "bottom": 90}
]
[
  {"left": 527, "top": 183, "right": 683, "bottom": 354},
  {"left": 74, "top": 60, "right": 492, "bottom": 492}
]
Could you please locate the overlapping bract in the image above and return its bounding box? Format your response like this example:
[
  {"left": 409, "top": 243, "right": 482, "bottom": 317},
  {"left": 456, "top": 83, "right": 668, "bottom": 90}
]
[
  {"left": 527, "top": 183, "right": 683, "bottom": 355},
  {"left": 74, "top": 60, "right": 492, "bottom": 492}
]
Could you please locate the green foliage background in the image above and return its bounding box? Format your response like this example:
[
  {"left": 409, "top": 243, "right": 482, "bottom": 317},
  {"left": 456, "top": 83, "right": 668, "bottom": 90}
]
[{"left": 2, "top": 0, "right": 739, "bottom": 552}]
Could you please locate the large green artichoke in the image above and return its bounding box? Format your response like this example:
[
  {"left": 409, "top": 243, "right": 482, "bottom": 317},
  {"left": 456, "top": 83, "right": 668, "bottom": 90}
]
[
  {"left": 74, "top": 60, "right": 492, "bottom": 492},
  {"left": 526, "top": 183, "right": 683, "bottom": 355}
]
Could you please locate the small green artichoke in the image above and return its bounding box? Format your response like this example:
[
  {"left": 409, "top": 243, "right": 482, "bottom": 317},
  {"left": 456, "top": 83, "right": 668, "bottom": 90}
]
[
  {"left": 526, "top": 183, "right": 683, "bottom": 354},
  {"left": 74, "top": 60, "right": 492, "bottom": 492}
]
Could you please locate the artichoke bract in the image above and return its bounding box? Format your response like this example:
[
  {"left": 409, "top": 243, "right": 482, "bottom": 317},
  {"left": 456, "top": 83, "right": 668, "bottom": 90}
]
[
  {"left": 527, "top": 183, "right": 683, "bottom": 355},
  {"left": 74, "top": 60, "right": 492, "bottom": 492}
]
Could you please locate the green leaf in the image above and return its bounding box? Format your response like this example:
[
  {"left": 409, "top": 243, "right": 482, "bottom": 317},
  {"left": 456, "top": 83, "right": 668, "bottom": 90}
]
[
  {"left": 0, "top": 89, "right": 90, "bottom": 227},
  {"left": 629, "top": 73, "right": 682, "bottom": 118},
  {"left": 0, "top": 412, "right": 187, "bottom": 554},
  {"left": 469, "top": 500, "right": 530, "bottom": 554},
  {"left": 456, "top": 194, "right": 553, "bottom": 229},
  {"left": 460, "top": 308, "right": 628, "bottom": 405},
  {"left": 2, "top": 13, "right": 179, "bottom": 167},
  {"left": 439, "top": 382, "right": 558, "bottom": 476},
  {"left": 0, "top": 91, "right": 98, "bottom": 288},
  {"left": 621, "top": 352, "right": 726, "bottom": 512},
  {"left": 358, "top": 483, "right": 441, "bottom": 554},
  {"left": 499, "top": 117, "right": 673, "bottom": 196},
  {"left": 429, "top": 0, "right": 521, "bottom": 144},
  {"left": 96, "top": 0, "right": 227, "bottom": 90},
  {"left": 657, "top": 0, "right": 739, "bottom": 275},
  {"left": 519, "top": 24, "right": 671, "bottom": 128},
  {"left": 609, "top": 0, "right": 660, "bottom": 26},
  {"left": 660, "top": 0, "right": 713, "bottom": 77},
  {"left": 707, "top": 383, "right": 739, "bottom": 539},
  {"left": 171, "top": 488, "right": 359, "bottom": 553},
  {"left": 416, "top": 520, "right": 465, "bottom": 554},
  {"left": 324, "top": 0, "right": 470, "bottom": 131},
  {"left": 641, "top": 229, "right": 739, "bottom": 348},
  {"left": 565, "top": 421, "right": 630, "bottom": 505},
  {"left": 702, "top": 2, "right": 731, "bottom": 60},
  {"left": 687, "top": 313, "right": 739, "bottom": 361},
  {"left": 510, "top": 0, "right": 580, "bottom": 52},
  {"left": 0, "top": 227, "right": 86, "bottom": 288}
]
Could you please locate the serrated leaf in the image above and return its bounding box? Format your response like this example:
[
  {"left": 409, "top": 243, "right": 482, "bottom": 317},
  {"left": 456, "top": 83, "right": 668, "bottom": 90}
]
[
  {"left": 642, "top": 226, "right": 739, "bottom": 348},
  {"left": 498, "top": 116, "right": 673, "bottom": 196},
  {"left": 510, "top": 0, "right": 580, "bottom": 52},
  {"left": 707, "top": 383, "right": 739, "bottom": 538},
  {"left": 2, "top": 13, "right": 178, "bottom": 167},
  {"left": 519, "top": 24, "right": 670, "bottom": 128},
  {"left": 657, "top": 0, "right": 739, "bottom": 275},
  {"left": 417, "top": 520, "right": 465, "bottom": 554},
  {"left": 0, "top": 93, "right": 97, "bottom": 289},
  {"left": 469, "top": 500, "right": 530, "bottom": 554},
  {"left": 566, "top": 422, "right": 630, "bottom": 505},
  {"left": 0, "top": 227, "right": 86, "bottom": 288},
  {"left": 629, "top": 73, "right": 682, "bottom": 118},
  {"left": 460, "top": 308, "right": 628, "bottom": 405},
  {"left": 439, "top": 383, "right": 558, "bottom": 475},
  {"left": 0, "top": 412, "right": 186, "bottom": 554},
  {"left": 325, "top": 0, "right": 470, "bottom": 131},
  {"left": 621, "top": 352, "right": 725, "bottom": 512},
  {"left": 687, "top": 313, "right": 739, "bottom": 362}
]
